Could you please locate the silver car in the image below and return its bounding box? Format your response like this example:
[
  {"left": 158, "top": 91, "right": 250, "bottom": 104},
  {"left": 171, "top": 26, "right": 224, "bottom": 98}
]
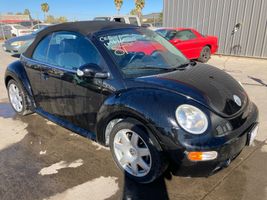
[{"left": 2, "top": 26, "right": 49, "bottom": 55}]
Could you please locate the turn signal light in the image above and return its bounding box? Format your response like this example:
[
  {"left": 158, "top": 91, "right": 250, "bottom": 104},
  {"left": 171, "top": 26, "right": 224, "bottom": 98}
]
[{"left": 187, "top": 151, "right": 218, "bottom": 161}]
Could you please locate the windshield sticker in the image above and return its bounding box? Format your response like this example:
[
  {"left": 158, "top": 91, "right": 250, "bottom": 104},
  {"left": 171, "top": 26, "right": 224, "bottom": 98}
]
[{"left": 99, "top": 34, "right": 144, "bottom": 56}]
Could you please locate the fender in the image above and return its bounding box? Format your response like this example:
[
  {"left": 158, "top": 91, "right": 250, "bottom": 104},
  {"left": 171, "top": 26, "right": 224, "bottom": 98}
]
[
  {"left": 4, "top": 60, "right": 35, "bottom": 108},
  {"left": 96, "top": 88, "right": 191, "bottom": 150}
]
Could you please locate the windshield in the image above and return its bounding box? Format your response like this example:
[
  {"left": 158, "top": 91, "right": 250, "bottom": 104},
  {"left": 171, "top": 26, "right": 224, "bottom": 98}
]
[
  {"left": 32, "top": 26, "right": 49, "bottom": 34},
  {"left": 98, "top": 28, "right": 188, "bottom": 78},
  {"left": 156, "top": 29, "right": 177, "bottom": 40},
  {"left": 94, "top": 17, "right": 110, "bottom": 21},
  {"left": 34, "top": 24, "right": 48, "bottom": 29},
  {"left": 14, "top": 25, "right": 26, "bottom": 29}
]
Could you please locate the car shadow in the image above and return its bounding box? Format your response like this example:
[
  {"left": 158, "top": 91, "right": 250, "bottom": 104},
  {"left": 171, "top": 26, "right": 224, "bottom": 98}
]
[
  {"left": 122, "top": 173, "right": 170, "bottom": 200},
  {"left": 11, "top": 54, "right": 20, "bottom": 58},
  {"left": 248, "top": 76, "right": 267, "bottom": 87}
]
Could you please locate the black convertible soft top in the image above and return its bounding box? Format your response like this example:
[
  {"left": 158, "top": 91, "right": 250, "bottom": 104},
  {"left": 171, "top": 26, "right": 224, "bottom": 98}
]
[{"left": 23, "top": 21, "right": 138, "bottom": 58}]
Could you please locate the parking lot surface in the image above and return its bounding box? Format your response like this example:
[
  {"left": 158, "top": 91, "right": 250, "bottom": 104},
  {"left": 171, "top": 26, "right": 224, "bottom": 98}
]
[{"left": 0, "top": 45, "right": 267, "bottom": 200}]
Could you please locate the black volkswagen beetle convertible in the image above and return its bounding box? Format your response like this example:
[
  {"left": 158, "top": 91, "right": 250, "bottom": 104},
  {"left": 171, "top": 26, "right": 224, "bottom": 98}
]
[{"left": 5, "top": 21, "right": 259, "bottom": 183}]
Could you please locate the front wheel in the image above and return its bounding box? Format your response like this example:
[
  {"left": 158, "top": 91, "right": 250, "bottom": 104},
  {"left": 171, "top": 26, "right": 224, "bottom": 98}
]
[
  {"left": 110, "top": 119, "right": 167, "bottom": 183},
  {"left": 198, "top": 46, "right": 211, "bottom": 63}
]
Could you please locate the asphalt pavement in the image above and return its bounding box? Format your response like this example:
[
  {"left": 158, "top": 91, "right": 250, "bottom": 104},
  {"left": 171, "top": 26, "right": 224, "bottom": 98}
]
[{"left": 0, "top": 45, "right": 267, "bottom": 200}]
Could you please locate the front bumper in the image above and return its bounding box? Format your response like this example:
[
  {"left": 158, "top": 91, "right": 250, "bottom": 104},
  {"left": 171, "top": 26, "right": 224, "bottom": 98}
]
[
  {"left": 2, "top": 43, "right": 20, "bottom": 54},
  {"left": 168, "top": 103, "right": 259, "bottom": 176}
]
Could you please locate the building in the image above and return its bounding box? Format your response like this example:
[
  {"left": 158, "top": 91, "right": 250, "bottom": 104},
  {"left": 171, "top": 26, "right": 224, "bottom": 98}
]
[
  {"left": 0, "top": 14, "right": 31, "bottom": 24},
  {"left": 163, "top": 0, "right": 267, "bottom": 58}
]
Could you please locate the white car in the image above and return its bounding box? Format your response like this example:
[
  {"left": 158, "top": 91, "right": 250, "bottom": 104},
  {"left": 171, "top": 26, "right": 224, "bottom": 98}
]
[
  {"left": 94, "top": 15, "right": 141, "bottom": 26},
  {"left": 7, "top": 24, "right": 33, "bottom": 37},
  {"left": 31, "top": 23, "right": 51, "bottom": 31}
]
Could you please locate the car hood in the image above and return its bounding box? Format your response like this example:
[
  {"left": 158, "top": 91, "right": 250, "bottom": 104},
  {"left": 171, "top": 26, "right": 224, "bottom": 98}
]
[
  {"left": 133, "top": 63, "right": 248, "bottom": 117},
  {"left": 6, "top": 34, "right": 35, "bottom": 44}
]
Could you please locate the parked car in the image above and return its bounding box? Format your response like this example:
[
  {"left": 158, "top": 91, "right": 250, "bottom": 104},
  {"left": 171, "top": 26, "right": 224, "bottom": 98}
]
[
  {"left": 141, "top": 23, "right": 154, "bottom": 28},
  {"left": 31, "top": 23, "right": 51, "bottom": 31},
  {"left": 4, "top": 21, "right": 258, "bottom": 183},
  {"left": 6, "top": 24, "right": 33, "bottom": 37},
  {"left": 0, "top": 23, "right": 12, "bottom": 39},
  {"left": 156, "top": 28, "right": 218, "bottom": 62},
  {"left": 141, "top": 23, "right": 163, "bottom": 30},
  {"left": 94, "top": 15, "right": 141, "bottom": 26},
  {"left": 2, "top": 26, "right": 49, "bottom": 55}
]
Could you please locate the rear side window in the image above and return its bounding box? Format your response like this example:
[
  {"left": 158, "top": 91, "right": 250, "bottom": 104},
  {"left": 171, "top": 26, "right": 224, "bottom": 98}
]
[
  {"left": 32, "top": 34, "right": 52, "bottom": 62},
  {"left": 129, "top": 17, "right": 139, "bottom": 25},
  {"left": 175, "top": 30, "right": 196, "bottom": 41}
]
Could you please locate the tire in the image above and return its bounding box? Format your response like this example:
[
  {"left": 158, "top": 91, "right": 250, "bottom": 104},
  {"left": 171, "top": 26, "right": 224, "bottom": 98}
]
[
  {"left": 109, "top": 119, "right": 167, "bottom": 183},
  {"left": 7, "top": 79, "right": 32, "bottom": 116},
  {"left": 198, "top": 46, "right": 211, "bottom": 63}
]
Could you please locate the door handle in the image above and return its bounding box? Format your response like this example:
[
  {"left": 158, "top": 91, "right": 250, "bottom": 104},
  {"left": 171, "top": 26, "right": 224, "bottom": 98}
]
[{"left": 41, "top": 72, "right": 49, "bottom": 80}]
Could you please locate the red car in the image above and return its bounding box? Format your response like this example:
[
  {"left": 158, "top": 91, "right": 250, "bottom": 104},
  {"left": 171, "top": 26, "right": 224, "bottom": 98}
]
[
  {"left": 156, "top": 28, "right": 218, "bottom": 62},
  {"left": 113, "top": 40, "right": 167, "bottom": 55}
]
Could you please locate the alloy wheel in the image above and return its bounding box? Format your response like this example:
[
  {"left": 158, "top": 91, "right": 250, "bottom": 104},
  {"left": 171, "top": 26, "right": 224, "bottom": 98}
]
[
  {"left": 113, "top": 129, "right": 152, "bottom": 177},
  {"left": 8, "top": 83, "right": 23, "bottom": 112},
  {"left": 201, "top": 47, "right": 211, "bottom": 61}
]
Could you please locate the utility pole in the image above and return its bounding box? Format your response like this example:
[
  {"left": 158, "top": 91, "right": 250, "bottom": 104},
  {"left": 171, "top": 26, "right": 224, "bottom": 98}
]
[
  {"left": 0, "top": 13, "right": 6, "bottom": 41},
  {"left": 35, "top": 12, "right": 40, "bottom": 29}
]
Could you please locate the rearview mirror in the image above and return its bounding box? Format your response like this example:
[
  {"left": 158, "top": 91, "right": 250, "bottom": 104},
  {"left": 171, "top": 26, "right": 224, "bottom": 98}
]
[{"left": 77, "top": 63, "right": 109, "bottom": 79}]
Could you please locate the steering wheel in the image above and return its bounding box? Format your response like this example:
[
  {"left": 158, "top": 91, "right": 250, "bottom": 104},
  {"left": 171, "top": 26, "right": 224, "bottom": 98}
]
[
  {"left": 126, "top": 52, "right": 145, "bottom": 66},
  {"left": 151, "top": 50, "right": 163, "bottom": 58}
]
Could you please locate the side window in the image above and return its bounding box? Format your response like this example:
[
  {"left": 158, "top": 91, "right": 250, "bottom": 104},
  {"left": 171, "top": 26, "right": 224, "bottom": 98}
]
[
  {"left": 129, "top": 17, "right": 139, "bottom": 25},
  {"left": 47, "top": 32, "right": 101, "bottom": 70},
  {"left": 32, "top": 34, "right": 52, "bottom": 62},
  {"left": 175, "top": 30, "right": 197, "bottom": 41}
]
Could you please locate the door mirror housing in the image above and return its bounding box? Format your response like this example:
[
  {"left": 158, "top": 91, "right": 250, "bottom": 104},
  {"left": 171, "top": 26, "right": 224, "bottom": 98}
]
[
  {"left": 172, "top": 39, "right": 182, "bottom": 44},
  {"left": 77, "top": 63, "right": 109, "bottom": 79}
]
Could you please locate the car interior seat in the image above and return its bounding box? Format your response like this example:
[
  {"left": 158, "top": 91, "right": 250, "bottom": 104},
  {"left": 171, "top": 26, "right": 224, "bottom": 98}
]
[{"left": 57, "top": 39, "right": 84, "bottom": 70}]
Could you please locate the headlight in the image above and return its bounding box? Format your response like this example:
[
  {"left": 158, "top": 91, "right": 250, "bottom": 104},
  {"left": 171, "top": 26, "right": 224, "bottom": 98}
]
[
  {"left": 175, "top": 104, "right": 208, "bottom": 134},
  {"left": 11, "top": 41, "right": 25, "bottom": 46}
]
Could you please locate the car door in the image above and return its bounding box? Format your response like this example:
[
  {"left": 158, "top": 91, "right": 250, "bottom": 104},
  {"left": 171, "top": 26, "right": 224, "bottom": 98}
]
[
  {"left": 24, "top": 34, "right": 53, "bottom": 109},
  {"left": 39, "top": 31, "right": 107, "bottom": 132},
  {"left": 170, "top": 30, "right": 201, "bottom": 59}
]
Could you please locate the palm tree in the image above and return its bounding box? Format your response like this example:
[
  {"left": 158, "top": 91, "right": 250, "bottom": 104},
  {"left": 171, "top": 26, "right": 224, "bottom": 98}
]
[
  {"left": 41, "top": 3, "right": 49, "bottom": 21},
  {"left": 130, "top": 8, "right": 138, "bottom": 16},
  {"left": 23, "top": 9, "right": 30, "bottom": 16},
  {"left": 134, "top": 0, "right": 145, "bottom": 18},
  {"left": 114, "top": 0, "right": 123, "bottom": 15}
]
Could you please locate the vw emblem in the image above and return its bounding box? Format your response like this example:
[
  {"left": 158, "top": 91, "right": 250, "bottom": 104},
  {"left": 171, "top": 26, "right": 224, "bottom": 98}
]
[{"left": 233, "top": 95, "right": 242, "bottom": 107}]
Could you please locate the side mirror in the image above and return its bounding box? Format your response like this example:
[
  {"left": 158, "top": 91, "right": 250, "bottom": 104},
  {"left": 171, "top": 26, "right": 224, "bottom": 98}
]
[
  {"left": 77, "top": 63, "right": 109, "bottom": 79},
  {"left": 172, "top": 39, "right": 182, "bottom": 44}
]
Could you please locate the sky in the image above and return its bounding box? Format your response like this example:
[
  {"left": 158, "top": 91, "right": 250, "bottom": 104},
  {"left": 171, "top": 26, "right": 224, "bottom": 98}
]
[{"left": 0, "top": 0, "right": 163, "bottom": 21}]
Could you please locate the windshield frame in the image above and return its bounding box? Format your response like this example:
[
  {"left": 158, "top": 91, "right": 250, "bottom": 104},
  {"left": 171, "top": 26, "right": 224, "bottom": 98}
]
[{"left": 95, "top": 27, "right": 188, "bottom": 79}]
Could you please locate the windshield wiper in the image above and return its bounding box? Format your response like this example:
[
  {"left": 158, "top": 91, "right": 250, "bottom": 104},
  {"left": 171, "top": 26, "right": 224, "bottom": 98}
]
[
  {"left": 122, "top": 61, "right": 196, "bottom": 72},
  {"left": 174, "top": 61, "right": 196, "bottom": 69},
  {"left": 122, "top": 66, "right": 175, "bottom": 71}
]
